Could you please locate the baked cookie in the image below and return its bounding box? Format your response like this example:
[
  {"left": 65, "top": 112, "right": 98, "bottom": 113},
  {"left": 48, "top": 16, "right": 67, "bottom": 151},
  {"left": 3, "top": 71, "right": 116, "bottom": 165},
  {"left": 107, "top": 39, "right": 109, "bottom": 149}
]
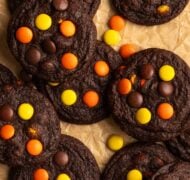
[
  {"left": 112, "top": 0, "right": 189, "bottom": 25},
  {"left": 7, "top": 0, "right": 96, "bottom": 82},
  {"left": 9, "top": 135, "right": 100, "bottom": 180},
  {"left": 102, "top": 143, "right": 176, "bottom": 180},
  {"left": 29, "top": 41, "right": 123, "bottom": 124},
  {"left": 8, "top": 0, "right": 100, "bottom": 17},
  {"left": 0, "top": 83, "right": 60, "bottom": 166},
  {"left": 109, "top": 48, "right": 190, "bottom": 141},
  {"left": 152, "top": 162, "right": 190, "bottom": 180}
]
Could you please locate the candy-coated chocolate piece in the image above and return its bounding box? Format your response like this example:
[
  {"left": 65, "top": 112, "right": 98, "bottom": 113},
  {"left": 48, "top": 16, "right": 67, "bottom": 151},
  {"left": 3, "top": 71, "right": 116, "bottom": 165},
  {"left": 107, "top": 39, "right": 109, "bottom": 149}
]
[
  {"left": 127, "top": 169, "right": 143, "bottom": 180},
  {"left": 54, "top": 151, "right": 69, "bottom": 166},
  {"left": 57, "top": 173, "right": 71, "bottom": 180},
  {"left": 127, "top": 92, "right": 143, "bottom": 108},
  {"left": 94, "top": 60, "right": 110, "bottom": 77},
  {"left": 83, "top": 90, "right": 99, "bottom": 108},
  {"left": 135, "top": 108, "right": 151, "bottom": 124},
  {"left": 109, "top": 15, "right": 125, "bottom": 31},
  {"left": 119, "top": 44, "right": 136, "bottom": 58},
  {"left": 18, "top": 103, "right": 34, "bottom": 120},
  {"left": 157, "top": 103, "right": 174, "bottom": 120},
  {"left": 117, "top": 78, "right": 132, "bottom": 95},
  {"left": 33, "top": 168, "right": 49, "bottom": 180},
  {"left": 159, "top": 65, "right": 175, "bottom": 81},
  {"left": 103, "top": 30, "right": 121, "bottom": 46},
  {"left": 52, "top": 0, "right": 69, "bottom": 11},
  {"left": 61, "top": 53, "right": 78, "bottom": 70},
  {"left": 140, "top": 64, "right": 155, "bottom": 80},
  {"left": 61, "top": 89, "right": 77, "bottom": 106},
  {"left": 26, "top": 47, "right": 41, "bottom": 65},
  {"left": 157, "top": 5, "right": 170, "bottom": 14},
  {"left": 0, "top": 124, "right": 15, "bottom": 140},
  {"left": 48, "top": 82, "right": 60, "bottom": 86},
  {"left": 26, "top": 139, "right": 43, "bottom": 156},
  {"left": 107, "top": 134, "right": 124, "bottom": 151},
  {"left": 60, "top": 20, "right": 76, "bottom": 37},
  {"left": 35, "top": 14, "right": 52, "bottom": 31},
  {"left": 16, "top": 27, "right": 33, "bottom": 44},
  {"left": 158, "top": 82, "right": 174, "bottom": 96},
  {"left": 0, "top": 105, "right": 14, "bottom": 121},
  {"left": 42, "top": 39, "right": 56, "bottom": 54}
]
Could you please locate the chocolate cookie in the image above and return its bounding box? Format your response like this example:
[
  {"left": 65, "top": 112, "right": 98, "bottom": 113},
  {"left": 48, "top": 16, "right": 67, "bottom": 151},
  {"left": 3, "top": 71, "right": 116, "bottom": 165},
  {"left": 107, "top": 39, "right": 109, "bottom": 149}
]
[
  {"left": 0, "top": 83, "right": 60, "bottom": 166},
  {"left": 152, "top": 162, "right": 190, "bottom": 180},
  {"left": 102, "top": 143, "right": 176, "bottom": 180},
  {"left": 109, "top": 48, "right": 190, "bottom": 141},
  {"left": 31, "top": 41, "right": 123, "bottom": 124},
  {"left": 9, "top": 135, "right": 100, "bottom": 180},
  {"left": 8, "top": 0, "right": 100, "bottom": 17},
  {"left": 7, "top": 0, "right": 97, "bottom": 82},
  {"left": 112, "top": 0, "right": 189, "bottom": 25}
]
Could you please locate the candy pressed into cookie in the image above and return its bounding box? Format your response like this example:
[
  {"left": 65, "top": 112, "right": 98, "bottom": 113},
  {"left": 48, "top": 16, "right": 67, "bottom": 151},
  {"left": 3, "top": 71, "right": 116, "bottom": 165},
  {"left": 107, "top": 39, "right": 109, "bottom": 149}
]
[
  {"left": 109, "top": 48, "right": 190, "bottom": 141},
  {"left": 111, "top": 0, "right": 189, "bottom": 25},
  {"left": 9, "top": 135, "right": 100, "bottom": 180}
]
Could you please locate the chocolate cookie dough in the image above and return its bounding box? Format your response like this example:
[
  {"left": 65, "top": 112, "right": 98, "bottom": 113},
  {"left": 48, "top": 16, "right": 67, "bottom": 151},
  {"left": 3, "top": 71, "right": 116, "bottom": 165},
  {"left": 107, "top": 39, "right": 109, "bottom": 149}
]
[
  {"left": 102, "top": 143, "right": 176, "bottom": 180},
  {"left": 152, "top": 162, "right": 190, "bottom": 180},
  {"left": 109, "top": 48, "right": 190, "bottom": 141},
  {"left": 7, "top": 0, "right": 97, "bottom": 82},
  {"left": 112, "top": 0, "right": 189, "bottom": 25},
  {"left": 9, "top": 135, "right": 100, "bottom": 180},
  {"left": 0, "top": 83, "right": 60, "bottom": 166},
  {"left": 32, "top": 41, "right": 123, "bottom": 124},
  {"left": 8, "top": 0, "right": 100, "bottom": 17}
]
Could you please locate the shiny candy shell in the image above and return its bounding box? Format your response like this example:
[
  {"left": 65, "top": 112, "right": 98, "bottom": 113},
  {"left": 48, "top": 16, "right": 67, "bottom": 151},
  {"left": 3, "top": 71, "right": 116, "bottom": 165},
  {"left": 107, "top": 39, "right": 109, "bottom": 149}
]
[
  {"left": 18, "top": 103, "right": 34, "bottom": 120},
  {"left": 135, "top": 108, "right": 151, "bottom": 124},
  {"left": 61, "top": 89, "right": 77, "bottom": 106},
  {"left": 107, "top": 134, "right": 124, "bottom": 151}
]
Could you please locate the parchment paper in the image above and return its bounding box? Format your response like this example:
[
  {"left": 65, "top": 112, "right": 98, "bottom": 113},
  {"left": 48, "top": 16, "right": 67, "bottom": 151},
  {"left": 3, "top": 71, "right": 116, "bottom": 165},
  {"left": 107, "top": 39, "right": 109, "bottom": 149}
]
[{"left": 0, "top": 0, "right": 190, "bottom": 179}]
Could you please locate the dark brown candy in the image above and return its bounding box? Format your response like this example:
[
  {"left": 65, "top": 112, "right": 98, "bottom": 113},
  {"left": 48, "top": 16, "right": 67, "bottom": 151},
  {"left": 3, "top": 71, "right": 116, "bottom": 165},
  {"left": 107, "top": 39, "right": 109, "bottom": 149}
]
[
  {"left": 52, "top": 0, "right": 69, "bottom": 11},
  {"left": 42, "top": 39, "right": 56, "bottom": 54},
  {"left": 54, "top": 151, "right": 69, "bottom": 166},
  {"left": 0, "top": 104, "right": 14, "bottom": 121},
  {"left": 158, "top": 82, "right": 174, "bottom": 96},
  {"left": 140, "top": 64, "right": 155, "bottom": 79},
  {"left": 41, "top": 61, "right": 55, "bottom": 72},
  {"left": 127, "top": 91, "right": 143, "bottom": 108},
  {"left": 26, "top": 47, "right": 41, "bottom": 65}
]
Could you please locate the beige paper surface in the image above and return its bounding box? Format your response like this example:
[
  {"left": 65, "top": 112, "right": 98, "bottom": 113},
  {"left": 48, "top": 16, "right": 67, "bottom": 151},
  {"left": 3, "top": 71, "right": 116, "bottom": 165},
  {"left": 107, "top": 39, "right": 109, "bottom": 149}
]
[{"left": 0, "top": 0, "right": 190, "bottom": 179}]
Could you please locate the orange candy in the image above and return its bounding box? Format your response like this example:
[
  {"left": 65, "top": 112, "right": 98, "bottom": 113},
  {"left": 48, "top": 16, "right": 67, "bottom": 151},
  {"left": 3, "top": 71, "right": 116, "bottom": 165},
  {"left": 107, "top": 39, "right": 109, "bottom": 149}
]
[
  {"left": 109, "top": 15, "right": 125, "bottom": 31},
  {"left": 119, "top": 44, "right": 136, "bottom": 59},
  {"left": 26, "top": 139, "right": 43, "bottom": 156},
  {"left": 16, "top": 27, "right": 33, "bottom": 43},
  {"left": 0, "top": 124, "right": 15, "bottom": 140},
  {"left": 83, "top": 90, "right": 99, "bottom": 108},
  {"left": 94, "top": 60, "right": 110, "bottom": 77},
  {"left": 117, "top": 78, "right": 132, "bottom": 95},
  {"left": 157, "top": 103, "right": 174, "bottom": 120},
  {"left": 33, "top": 168, "right": 49, "bottom": 180},
  {"left": 60, "top": 20, "right": 76, "bottom": 37},
  {"left": 61, "top": 53, "right": 78, "bottom": 70}
]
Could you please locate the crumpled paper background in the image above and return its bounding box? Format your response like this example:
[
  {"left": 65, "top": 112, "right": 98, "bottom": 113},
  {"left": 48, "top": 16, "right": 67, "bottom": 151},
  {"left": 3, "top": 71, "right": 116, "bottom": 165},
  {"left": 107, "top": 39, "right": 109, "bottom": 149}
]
[{"left": 0, "top": 0, "right": 190, "bottom": 179}]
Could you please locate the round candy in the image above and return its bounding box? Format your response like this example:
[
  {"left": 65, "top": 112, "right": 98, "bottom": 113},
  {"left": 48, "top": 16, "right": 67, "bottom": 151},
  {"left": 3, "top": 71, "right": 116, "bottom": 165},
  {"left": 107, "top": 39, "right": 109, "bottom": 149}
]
[
  {"left": 127, "top": 92, "right": 143, "bottom": 108},
  {"left": 60, "top": 20, "right": 76, "bottom": 37},
  {"left": 117, "top": 78, "right": 132, "bottom": 95},
  {"left": 48, "top": 82, "right": 60, "bottom": 86},
  {"left": 158, "top": 82, "right": 174, "bottom": 97},
  {"left": 57, "top": 173, "right": 71, "bottom": 180},
  {"left": 26, "top": 139, "right": 43, "bottom": 156},
  {"left": 16, "top": 27, "right": 33, "bottom": 44},
  {"left": 157, "top": 5, "right": 170, "bottom": 14},
  {"left": 135, "top": 108, "right": 151, "bottom": 124},
  {"left": 35, "top": 14, "right": 52, "bottom": 31},
  {"left": 61, "top": 53, "right": 78, "bottom": 70},
  {"left": 83, "top": 90, "right": 99, "bottom": 108},
  {"left": 140, "top": 64, "right": 155, "bottom": 80},
  {"left": 18, "top": 103, "right": 34, "bottom": 120},
  {"left": 0, "top": 104, "right": 14, "bottom": 121},
  {"left": 52, "top": 0, "right": 69, "bottom": 11},
  {"left": 0, "top": 124, "right": 15, "bottom": 140},
  {"left": 42, "top": 39, "right": 56, "bottom": 54},
  {"left": 109, "top": 15, "right": 125, "bottom": 31},
  {"left": 54, "top": 151, "right": 69, "bottom": 166},
  {"left": 119, "top": 44, "right": 136, "bottom": 58},
  {"left": 103, "top": 30, "right": 121, "bottom": 46},
  {"left": 159, "top": 65, "right": 175, "bottom": 81},
  {"left": 157, "top": 103, "right": 174, "bottom": 120},
  {"left": 127, "top": 169, "right": 143, "bottom": 180},
  {"left": 94, "top": 60, "right": 110, "bottom": 77},
  {"left": 61, "top": 89, "right": 77, "bottom": 106},
  {"left": 107, "top": 134, "right": 124, "bottom": 151},
  {"left": 26, "top": 47, "right": 41, "bottom": 65},
  {"left": 33, "top": 168, "right": 49, "bottom": 180}
]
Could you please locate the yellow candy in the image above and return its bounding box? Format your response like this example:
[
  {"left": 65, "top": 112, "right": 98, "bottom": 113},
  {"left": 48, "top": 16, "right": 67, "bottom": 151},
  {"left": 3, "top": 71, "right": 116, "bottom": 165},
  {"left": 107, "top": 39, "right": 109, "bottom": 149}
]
[
  {"left": 103, "top": 30, "right": 121, "bottom": 46},
  {"left": 136, "top": 108, "right": 151, "bottom": 124},
  {"left": 159, "top": 65, "right": 175, "bottom": 81},
  {"left": 127, "top": 169, "right": 143, "bottom": 180},
  {"left": 61, "top": 89, "right": 77, "bottom": 106},
  {"left": 18, "top": 103, "right": 34, "bottom": 120},
  {"left": 35, "top": 14, "right": 52, "bottom": 30},
  {"left": 157, "top": 5, "right": 170, "bottom": 14},
  {"left": 48, "top": 82, "right": 60, "bottom": 86},
  {"left": 56, "top": 173, "right": 71, "bottom": 180},
  {"left": 107, "top": 135, "right": 124, "bottom": 151}
]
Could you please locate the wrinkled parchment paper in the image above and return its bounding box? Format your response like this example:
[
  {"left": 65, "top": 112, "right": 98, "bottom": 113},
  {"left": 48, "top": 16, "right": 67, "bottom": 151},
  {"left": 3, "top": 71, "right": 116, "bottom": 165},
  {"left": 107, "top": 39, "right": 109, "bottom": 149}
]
[{"left": 0, "top": 0, "right": 190, "bottom": 179}]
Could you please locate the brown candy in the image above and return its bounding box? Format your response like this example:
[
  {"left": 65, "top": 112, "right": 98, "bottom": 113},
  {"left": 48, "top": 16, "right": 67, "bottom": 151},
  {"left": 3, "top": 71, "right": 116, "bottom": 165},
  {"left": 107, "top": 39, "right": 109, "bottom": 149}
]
[
  {"left": 41, "top": 61, "right": 55, "bottom": 72},
  {"left": 158, "top": 82, "right": 174, "bottom": 96},
  {"left": 0, "top": 104, "right": 14, "bottom": 121},
  {"left": 52, "top": 0, "right": 69, "bottom": 11},
  {"left": 42, "top": 39, "right": 56, "bottom": 54},
  {"left": 26, "top": 47, "right": 41, "bottom": 65},
  {"left": 127, "top": 91, "right": 143, "bottom": 108},
  {"left": 54, "top": 151, "right": 69, "bottom": 166},
  {"left": 140, "top": 64, "right": 155, "bottom": 80}
]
